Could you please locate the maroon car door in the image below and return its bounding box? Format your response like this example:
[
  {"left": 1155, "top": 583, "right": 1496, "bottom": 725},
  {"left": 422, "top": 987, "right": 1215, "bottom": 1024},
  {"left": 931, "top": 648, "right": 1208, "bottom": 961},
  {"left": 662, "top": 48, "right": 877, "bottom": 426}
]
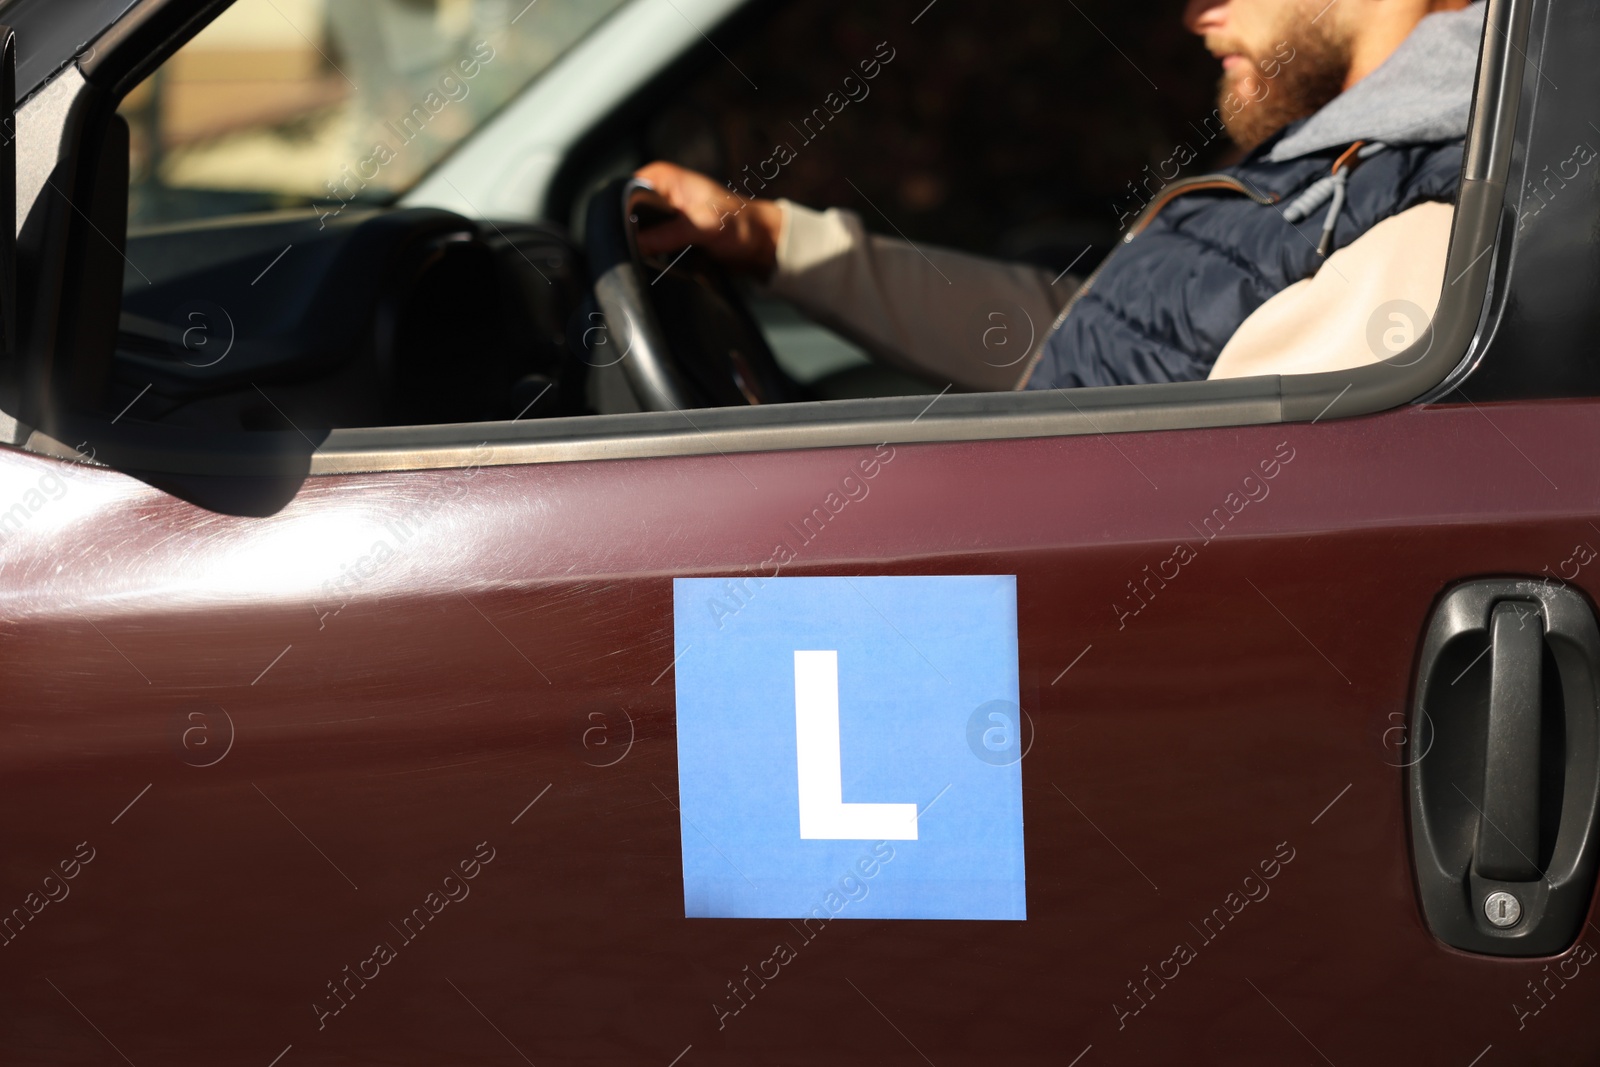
[{"left": 2, "top": 390, "right": 1597, "bottom": 1066}]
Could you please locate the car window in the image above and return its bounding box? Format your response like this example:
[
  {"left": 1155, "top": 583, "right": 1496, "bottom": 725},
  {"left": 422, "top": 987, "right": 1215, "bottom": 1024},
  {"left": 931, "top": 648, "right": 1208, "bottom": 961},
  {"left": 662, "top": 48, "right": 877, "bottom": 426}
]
[
  {"left": 119, "top": 0, "right": 629, "bottom": 227},
  {"left": 82, "top": 0, "right": 1497, "bottom": 480}
]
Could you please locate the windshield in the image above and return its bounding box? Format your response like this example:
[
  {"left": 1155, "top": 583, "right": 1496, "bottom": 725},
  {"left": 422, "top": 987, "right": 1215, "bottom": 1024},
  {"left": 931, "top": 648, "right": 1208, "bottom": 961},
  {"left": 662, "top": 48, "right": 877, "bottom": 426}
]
[{"left": 121, "top": 0, "right": 630, "bottom": 227}]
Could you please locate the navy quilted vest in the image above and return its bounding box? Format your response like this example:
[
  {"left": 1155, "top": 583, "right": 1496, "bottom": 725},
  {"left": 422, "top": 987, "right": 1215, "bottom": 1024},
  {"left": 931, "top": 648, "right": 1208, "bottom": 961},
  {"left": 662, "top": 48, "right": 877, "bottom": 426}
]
[{"left": 1023, "top": 135, "right": 1465, "bottom": 389}]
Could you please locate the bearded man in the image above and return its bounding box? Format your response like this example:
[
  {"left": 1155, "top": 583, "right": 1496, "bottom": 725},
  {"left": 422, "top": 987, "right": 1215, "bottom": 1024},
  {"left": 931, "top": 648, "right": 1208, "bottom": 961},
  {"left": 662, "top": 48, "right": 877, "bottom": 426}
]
[{"left": 630, "top": 0, "right": 1485, "bottom": 392}]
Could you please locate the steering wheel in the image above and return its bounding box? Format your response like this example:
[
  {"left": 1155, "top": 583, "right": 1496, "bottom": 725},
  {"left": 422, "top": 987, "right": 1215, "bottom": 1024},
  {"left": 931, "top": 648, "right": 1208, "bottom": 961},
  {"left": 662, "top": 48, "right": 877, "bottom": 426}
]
[{"left": 584, "top": 176, "right": 798, "bottom": 410}]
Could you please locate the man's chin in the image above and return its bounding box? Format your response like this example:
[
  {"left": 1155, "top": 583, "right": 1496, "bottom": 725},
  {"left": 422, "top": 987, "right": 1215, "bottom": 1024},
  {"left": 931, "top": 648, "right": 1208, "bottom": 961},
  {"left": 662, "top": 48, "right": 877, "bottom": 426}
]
[
  {"left": 1215, "top": 71, "right": 1266, "bottom": 150},
  {"left": 1217, "top": 14, "right": 1352, "bottom": 151},
  {"left": 1222, "top": 67, "right": 1264, "bottom": 105}
]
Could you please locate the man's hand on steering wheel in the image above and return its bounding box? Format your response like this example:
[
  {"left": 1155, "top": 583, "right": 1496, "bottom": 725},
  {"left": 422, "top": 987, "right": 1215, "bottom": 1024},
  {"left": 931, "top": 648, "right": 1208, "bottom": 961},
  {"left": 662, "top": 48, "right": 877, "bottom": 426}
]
[
  {"left": 633, "top": 162, "right": 785, "bottom": 278},
  {"left": 583, "top": 167, "right": 797, "bottom": 409}
]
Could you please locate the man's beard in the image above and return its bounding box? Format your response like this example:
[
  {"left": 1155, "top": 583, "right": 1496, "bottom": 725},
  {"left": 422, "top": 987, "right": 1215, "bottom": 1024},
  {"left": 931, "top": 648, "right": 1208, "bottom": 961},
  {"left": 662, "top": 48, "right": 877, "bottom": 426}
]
[{"left": 1218, "top": 17, "right": 1351, "bottom": 152}]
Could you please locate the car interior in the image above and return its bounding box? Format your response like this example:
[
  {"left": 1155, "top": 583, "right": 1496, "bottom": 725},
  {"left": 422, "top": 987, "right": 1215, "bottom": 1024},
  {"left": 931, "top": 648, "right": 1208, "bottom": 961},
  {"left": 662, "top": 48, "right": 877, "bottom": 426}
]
[
  {"left": 0, "top": 0, "right": 1532, "bottom": 520},
  {"left": 101, "top": 0, "right": 1235, "bottom": 435}
]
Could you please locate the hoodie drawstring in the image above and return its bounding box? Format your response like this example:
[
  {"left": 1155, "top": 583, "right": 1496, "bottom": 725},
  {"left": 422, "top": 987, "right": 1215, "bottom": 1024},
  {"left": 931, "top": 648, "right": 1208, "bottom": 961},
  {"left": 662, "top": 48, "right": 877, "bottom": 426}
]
[{"left": 1280, "top": 141, "right": 1388, "bottom": 259}]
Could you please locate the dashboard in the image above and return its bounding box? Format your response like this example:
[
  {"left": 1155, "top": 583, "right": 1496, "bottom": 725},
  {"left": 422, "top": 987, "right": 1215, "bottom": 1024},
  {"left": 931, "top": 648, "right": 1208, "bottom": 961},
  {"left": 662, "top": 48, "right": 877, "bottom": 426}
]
[{"left": 114, "top": 207, "right": 592, "bottom": 433}]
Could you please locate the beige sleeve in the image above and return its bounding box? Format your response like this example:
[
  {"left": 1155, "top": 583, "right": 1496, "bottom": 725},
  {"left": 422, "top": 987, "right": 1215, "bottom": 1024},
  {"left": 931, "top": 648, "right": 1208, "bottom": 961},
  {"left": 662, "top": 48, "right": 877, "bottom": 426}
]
[
  {"left": 760, "top": 199, "right": 1074, "bottom": 392},
  {"left": 1208, "top": 201, "right": 1456, "bottom": 380}
]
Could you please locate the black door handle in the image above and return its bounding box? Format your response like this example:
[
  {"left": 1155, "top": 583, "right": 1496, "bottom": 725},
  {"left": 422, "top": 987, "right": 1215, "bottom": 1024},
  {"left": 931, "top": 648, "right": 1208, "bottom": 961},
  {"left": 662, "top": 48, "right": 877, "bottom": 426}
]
[
  {"left": 1409, "top": 580, "right": 1600, "bottom": 956},
  {"left": 1475, "top": 602, "right": 1543, "bottom": 882}
]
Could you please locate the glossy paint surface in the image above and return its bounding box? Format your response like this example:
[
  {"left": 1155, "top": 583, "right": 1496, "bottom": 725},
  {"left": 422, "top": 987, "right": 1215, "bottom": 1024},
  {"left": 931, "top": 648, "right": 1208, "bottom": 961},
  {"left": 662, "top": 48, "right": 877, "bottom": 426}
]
[{"left": 1, "top": 397, "right": 1596, "bottom": 1065}]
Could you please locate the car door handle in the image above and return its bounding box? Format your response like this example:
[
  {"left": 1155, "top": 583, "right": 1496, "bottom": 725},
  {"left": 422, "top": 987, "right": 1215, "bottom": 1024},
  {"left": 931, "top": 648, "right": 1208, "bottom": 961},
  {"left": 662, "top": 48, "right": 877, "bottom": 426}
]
[
  {"left": 1409, "top": 580, "right": 1600, "bottom": 956},
  {"left": 1475, "top": 602, "right": 1543, "bottom": 882}
]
